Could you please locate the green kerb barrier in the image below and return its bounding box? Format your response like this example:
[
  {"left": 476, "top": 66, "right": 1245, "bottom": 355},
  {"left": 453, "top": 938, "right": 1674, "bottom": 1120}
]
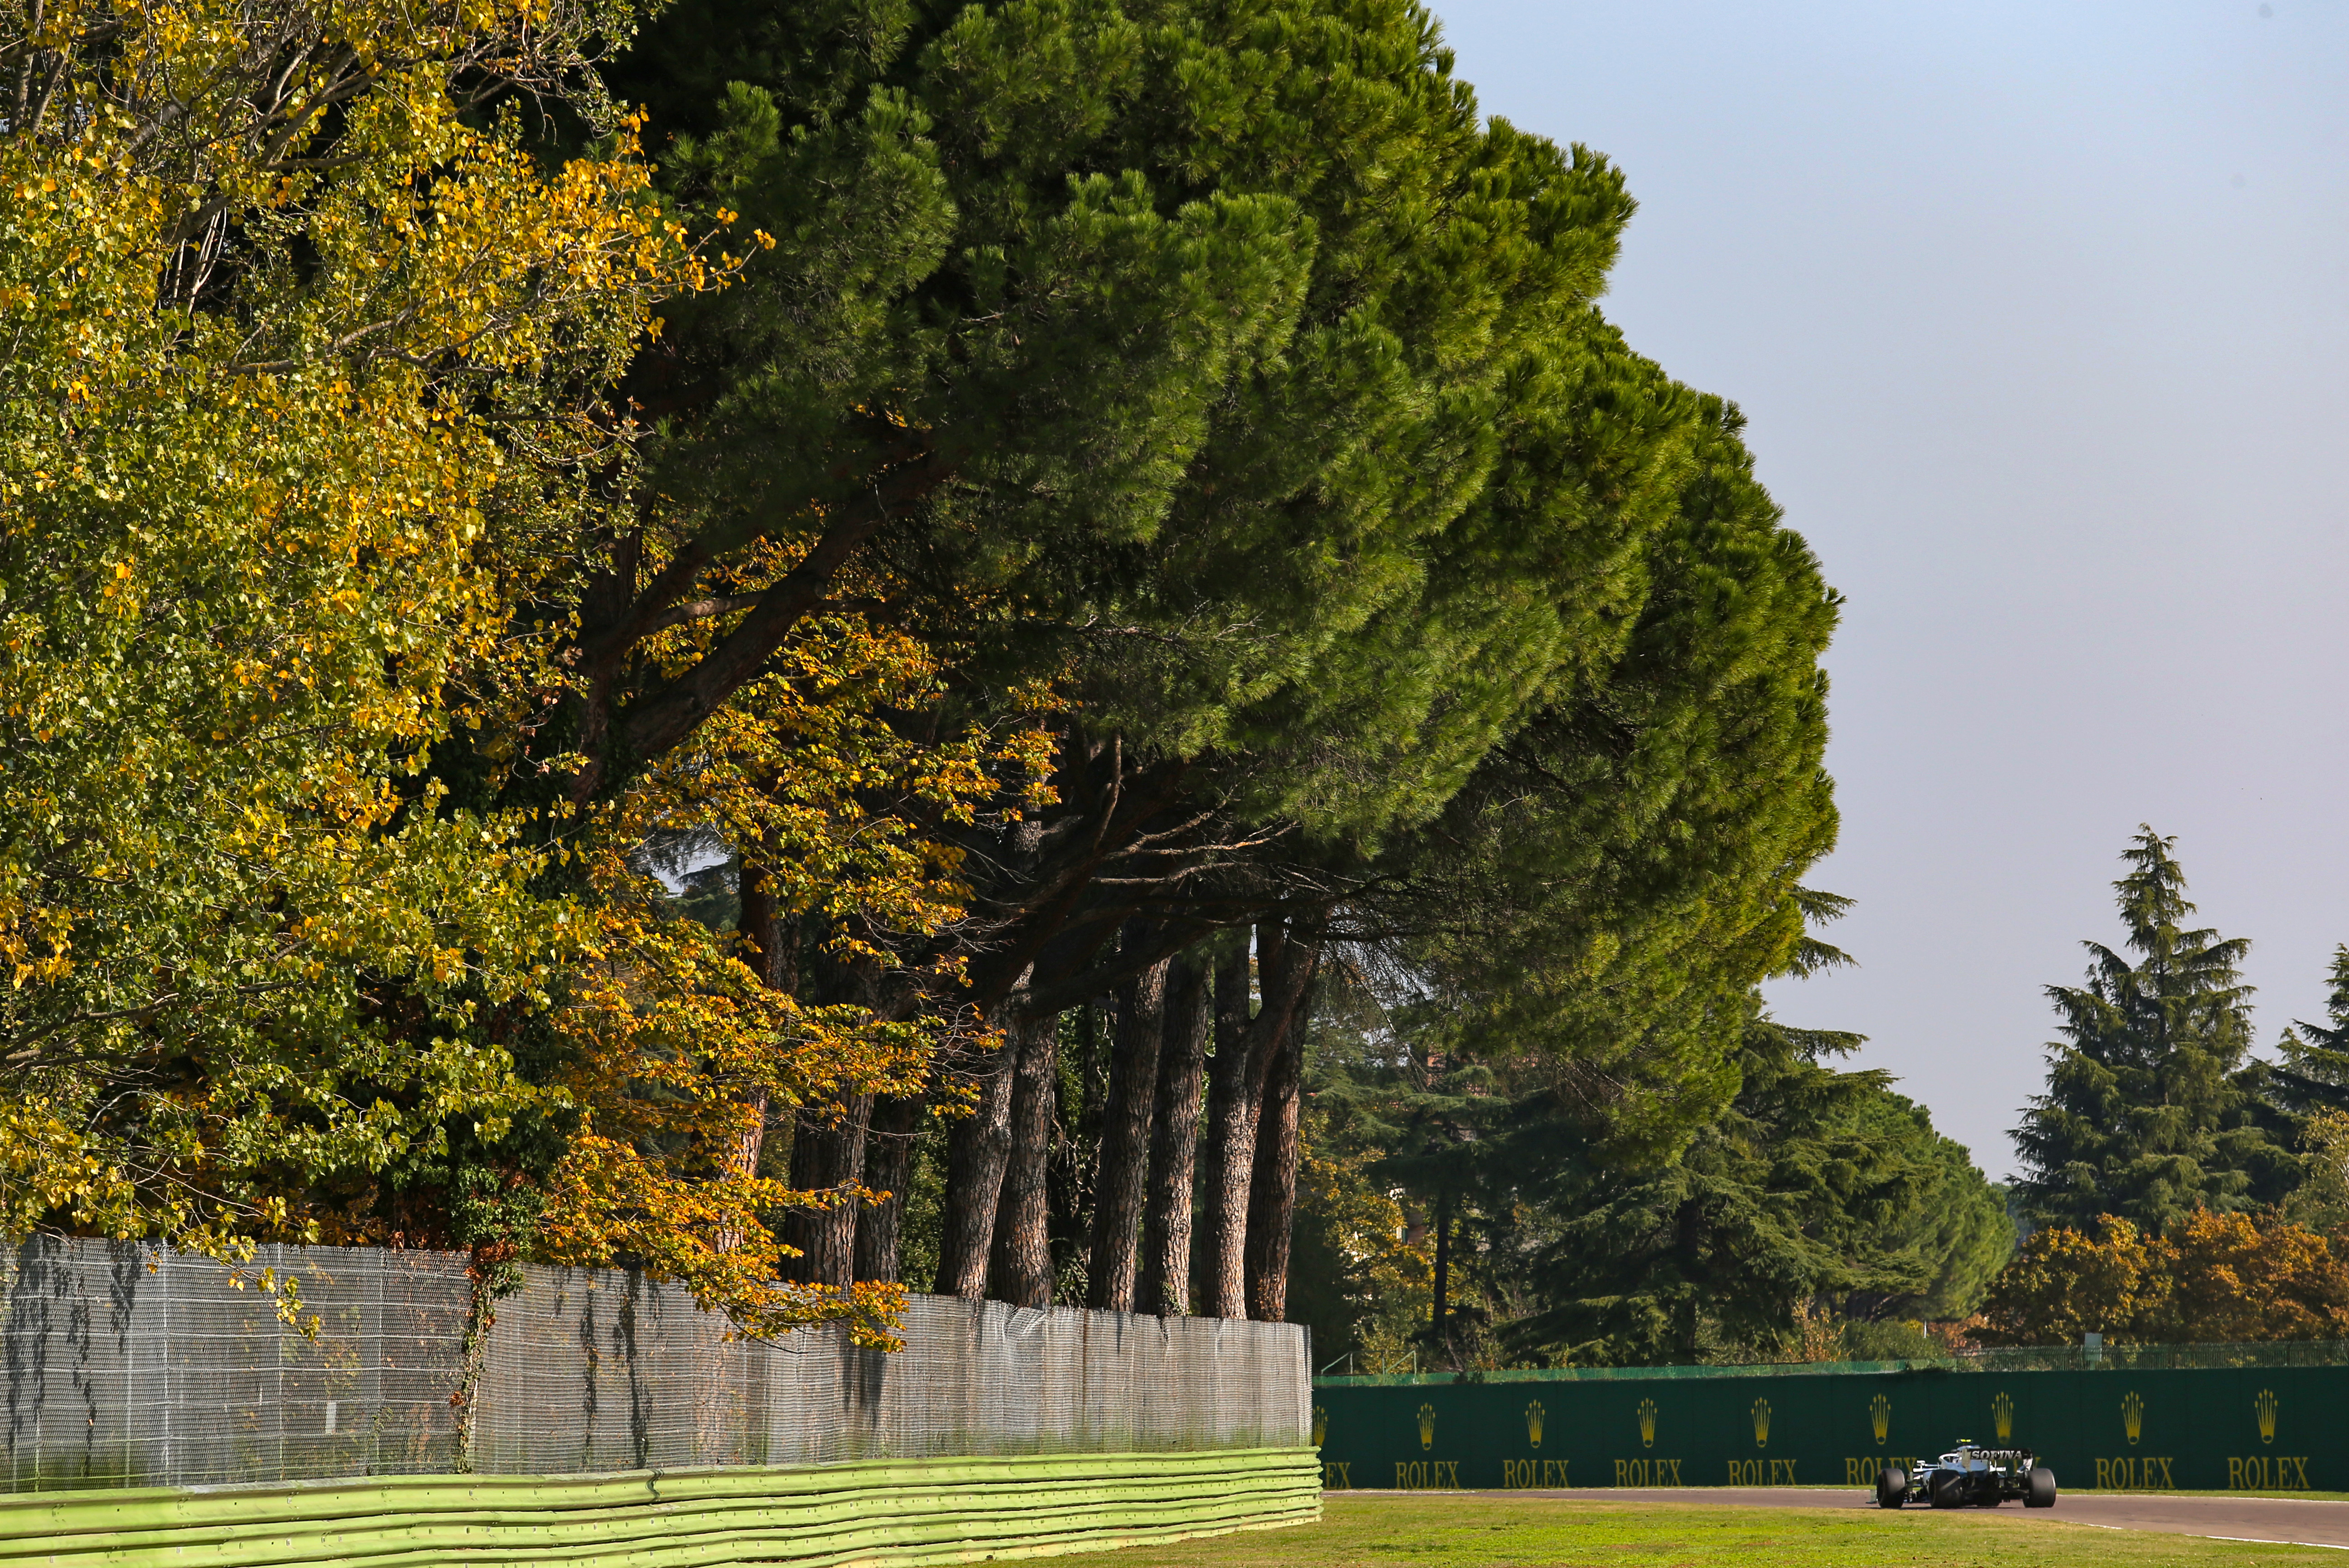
[
  {"left": 1313, "top": 1365, "right": 2347, "bottom": 1495},
  {"left": 0, "top": 1448, "right": 1321, "bottom": 1567}
]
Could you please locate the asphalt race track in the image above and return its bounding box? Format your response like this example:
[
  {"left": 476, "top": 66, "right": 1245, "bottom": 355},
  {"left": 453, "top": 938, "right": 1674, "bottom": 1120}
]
[{"left": 1538, "top": 1488, "right": 2349, "bottom": 1550}]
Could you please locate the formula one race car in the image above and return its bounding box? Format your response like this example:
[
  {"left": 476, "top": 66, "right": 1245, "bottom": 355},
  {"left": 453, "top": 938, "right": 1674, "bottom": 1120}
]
[{"left": 1876, "top": 1442, "right": 2057, "bottom": 1509}]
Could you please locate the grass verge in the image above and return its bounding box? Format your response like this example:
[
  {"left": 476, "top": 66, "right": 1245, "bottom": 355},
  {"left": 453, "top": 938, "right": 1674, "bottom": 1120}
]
[
  {"left": 2072, "top": 1490, "right": 2349, "bottom": 1502},
  {"left": 1052, "top": 1493, "right": 2349, "bottom": 1566}
]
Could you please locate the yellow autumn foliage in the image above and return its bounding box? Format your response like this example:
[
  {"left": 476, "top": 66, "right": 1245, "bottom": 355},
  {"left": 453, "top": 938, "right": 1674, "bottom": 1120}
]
[
  {"left": 0, "top": 0, "right": 692, "bottom": 1255},
  {"left": 2, "top": 0, "right": 1061, "bottom": 1343},
  {"left": 529, "top": 594, "right": 1057, "bottom": 1340}
]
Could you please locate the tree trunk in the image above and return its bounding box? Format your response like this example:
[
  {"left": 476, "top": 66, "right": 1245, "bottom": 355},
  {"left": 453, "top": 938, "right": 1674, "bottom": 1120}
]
[
  {"left": 855, "top": 1095, "right": 921, "bottom": 1283},
  {"left": 1198, "top": 921, "right": 1317, "bottom": 1317},
  {"left": 1045, "top": 1002, "right": 1103, "bottom": 1291},
  {"left": 934, "top": 1035, "right": 1018, "bottom": 1298},
  {"left": 783, "top": 1094, "right": 870, "bottom": 1285},
  {"left": 726, "top": 860, "right": 796, "bottom": 1195},
  {"left": 1196, "top": 941, "right": 1259, "bottom": 1320},
  {"left": 1138, "top": 955, "right": 1210, "bottom": 1317},
  {"left": 781, "top": 932, "right": 883, "bottom": 1287},
  {"left": 1244, "top": 940, "right": 1315, "bottom": 1321},
  {"left": 990, "top": 1012, "right": 1061, "bottom": 1308},
  {"left": 1086, "top": 943, "right": 1170, "bottom": 1311},
  {"left": 1430, "top": 1189, "right": 1452, "bottom": 1348}
]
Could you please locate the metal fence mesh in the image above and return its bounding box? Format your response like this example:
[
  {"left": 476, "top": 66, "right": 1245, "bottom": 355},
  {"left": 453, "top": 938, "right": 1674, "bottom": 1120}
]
[
  {"left": 470, "top": 1266, "right": 1309, "bottom": 1473},
  {"left": 0, "top": 1238, "right": 469, "bottom": 1490},
  {"left": 0, "top": 1241, "right": 1307, "bottom": 1493}
]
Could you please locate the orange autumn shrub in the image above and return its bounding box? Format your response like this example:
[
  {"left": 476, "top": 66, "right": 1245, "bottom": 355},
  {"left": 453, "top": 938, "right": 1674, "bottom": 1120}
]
[
  {"left": 2147, "top": 1208, "right": 2349, "bottom": 1342},
  {"left": 1972, "top": 1216, "right": 2165, "bottom": 1346},
  {"left": 1973, "top": 1210, "right": 2349, "bottom": 1346}
]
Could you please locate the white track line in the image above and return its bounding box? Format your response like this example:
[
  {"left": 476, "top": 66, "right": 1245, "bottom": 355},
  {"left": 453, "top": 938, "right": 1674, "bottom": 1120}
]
[{"left": 1986, "top": 1519, "right": 2349, "bottom": 1551}]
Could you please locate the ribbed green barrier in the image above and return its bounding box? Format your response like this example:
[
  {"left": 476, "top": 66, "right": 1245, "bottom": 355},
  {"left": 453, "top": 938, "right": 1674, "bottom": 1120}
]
[
  {"left": 0, "top": 1448, "right": 1320, "bottom": 1567},
  {"left": 1314, "top": 1364, "right": 2349, "bottom": 1495}
]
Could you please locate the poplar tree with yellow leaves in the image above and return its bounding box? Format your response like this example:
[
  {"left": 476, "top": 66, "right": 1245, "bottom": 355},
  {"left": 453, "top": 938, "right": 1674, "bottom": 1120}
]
[
  {"left": 0, "top": 0, "right": 708, "bottom": 1268},
  {"left": 0, "top": 0, "right": 1083, "bottom": 1345}
]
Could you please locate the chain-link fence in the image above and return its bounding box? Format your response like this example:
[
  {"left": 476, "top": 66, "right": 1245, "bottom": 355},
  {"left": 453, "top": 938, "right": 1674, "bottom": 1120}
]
[
  {"left": 473, "top": 1268, "right": 1307, "bottom": 1474},
  {"left": 0, "top": 1241, "right": 1308, "bottom": 1493},
  {"left": 0, "top": 1238, "right": 469, "bottom": 1491},
  {"left": 1947, "top": 1339, "right": 2349, "bottom": 1372}
]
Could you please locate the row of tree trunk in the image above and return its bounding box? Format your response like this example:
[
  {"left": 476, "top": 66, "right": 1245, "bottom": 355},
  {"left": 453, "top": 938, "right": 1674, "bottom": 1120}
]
[{"left": 782, "top": 917, "right": 1320, "bottom": 1321}]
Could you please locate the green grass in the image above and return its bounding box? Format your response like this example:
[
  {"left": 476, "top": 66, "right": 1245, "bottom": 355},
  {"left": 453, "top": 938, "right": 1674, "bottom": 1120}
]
[
  {"left": 1051, "top": 1494, "right": 2348, "bottom": 1566},
  {"left": 2072, "top": 1489, "right": 2349, "bottom": 1501}
]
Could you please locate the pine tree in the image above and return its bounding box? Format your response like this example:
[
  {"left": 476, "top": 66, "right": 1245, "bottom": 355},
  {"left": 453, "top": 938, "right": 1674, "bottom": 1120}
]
[
  {"left": 1353, "top": 400, "right": 1843, "bottom": 1159},
  {"left": 581, "top": 0, "right": 1850, "bottom": 1324},
  {"left": 1289, "top": 964, "right": 1512, "bottom": 1368},
  {"left": 1838, "top": 1092, "right": 2016, "bottom": 1325},
  {"left": 1293, "top": 904, "right": 2009, "bottom": 1367},
  {"left": 2012, "top": 828, "right": 2294, "bottom": 1233},
  {"left": 2272, "top": 946, "right": 2349, "bottom": 1118},
  {"left": 1500, "top": 1005, "right": 2005, "bottom": 1364}
]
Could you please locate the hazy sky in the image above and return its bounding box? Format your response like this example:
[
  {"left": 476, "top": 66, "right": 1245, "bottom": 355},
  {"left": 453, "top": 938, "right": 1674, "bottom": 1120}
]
[{"left": 1425, "top": 0, "right": 2349, "bottom": 1178}]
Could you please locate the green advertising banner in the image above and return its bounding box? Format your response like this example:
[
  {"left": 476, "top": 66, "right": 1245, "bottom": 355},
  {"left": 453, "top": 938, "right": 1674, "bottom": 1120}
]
[{"left": 1312, "top": 1365, "right": 2349, "bottom": 1495}]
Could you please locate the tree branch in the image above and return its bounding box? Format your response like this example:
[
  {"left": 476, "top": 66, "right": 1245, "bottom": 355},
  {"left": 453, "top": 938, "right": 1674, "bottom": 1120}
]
[{"left": 608, "top": 451, "right": 951, "bottom": 779}]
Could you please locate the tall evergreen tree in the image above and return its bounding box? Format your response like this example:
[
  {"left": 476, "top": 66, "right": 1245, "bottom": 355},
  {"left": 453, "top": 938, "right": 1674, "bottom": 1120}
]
[
  {"left": 1343, "top": 405, "right": 1843, "bottom": 1159},
  {"left": 1838, "top": 1092, "right": 2016, "bottom": 1326},
  {"left": 1295, "top": 907, "right": 2010, "bottom": 1368},
  {"left": 585, "top": 0, "right": 1847, "bottom": 1320},
  {"left": 1495, "top": 1006, "right": 2006, "bottom": 1365},
  {"left": 2012, "top": 827, "right": 2295, "bottom": 1233},
  {"left": 2272, "top": 946, "right": 2349, "bottom": 1120}
]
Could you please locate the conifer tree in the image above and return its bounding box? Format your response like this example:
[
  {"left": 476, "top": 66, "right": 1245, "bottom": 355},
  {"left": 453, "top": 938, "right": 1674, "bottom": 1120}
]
[
  {"left": 590, "top": 0, "right": 1673, "bottom": 1304},
  {"left": 1494, "top": 1003, "right": 2011, "bottom": 1364},
  {"left": 1342, "top": 400, "right": 1843, "bottom": 1157},
  {"left": 1301, "top": 975, "right": 2009, "bottom": 1366},
  {"left": 2012, "top": 828, "right": 2294, "bottom": 1233},
  {"left": 566, "top": 0, "right": 1854, "bottom": 1322},
  {"left": 1839, "top": 1093, "right": 2016, "bottom": 1326},
  {"left": 2272, "top": 946, "right": 2349, "bottom": 1119},
  {"left": 1298, "top": 873, "right": 2012, "bottom": 1367}
]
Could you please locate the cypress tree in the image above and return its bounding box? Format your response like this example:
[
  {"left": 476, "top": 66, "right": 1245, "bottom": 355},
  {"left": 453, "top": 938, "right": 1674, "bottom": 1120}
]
[{"left": 2012, "top": 828, "right": 2294, "bottom": 1233}]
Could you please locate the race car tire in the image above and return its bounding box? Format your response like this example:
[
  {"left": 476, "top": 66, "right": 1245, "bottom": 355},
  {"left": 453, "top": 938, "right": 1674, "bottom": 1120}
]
[
  {"left": 2026, "top": 1467, "right": 2057, "bottom": 1508},
  {"left": 1876, "top": 1467, "right": 1908, "bottom": 1508},
  {"left": 1929, "top": 1472, "right": 1964, "bottom": 1509}
]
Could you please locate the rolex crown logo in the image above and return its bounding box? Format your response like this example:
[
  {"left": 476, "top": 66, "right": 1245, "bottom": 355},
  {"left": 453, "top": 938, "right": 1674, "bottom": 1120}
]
[
  {"left": 1417, "top": 1402, "right": 1437, "bottom": 1452},
  {"left": 1312, "top": 1404, "right": 1326, "bottom": 1448},
  {"left": 2122, "top": 1390, "right": 2144, "bottom": 1446},
  {"left": 1525, "top": 1399, "right": 1545, "bottom": 1450},
  {"left": 1869, "top": 1392, "right": 1890, "bottom": 1446},
  {"left": 1751, "top": 1397, "right": 1771, "bottom": 1449},
  {"left": 1992, "top": 1391, "right": 2014, "bottom": 1445},
  {"left": 2256, "top": 1388, "right": 2278, "bottom": 1446},
  {"left": 1636, "top": 1397, "right": 1658, "bottom": 1449}
]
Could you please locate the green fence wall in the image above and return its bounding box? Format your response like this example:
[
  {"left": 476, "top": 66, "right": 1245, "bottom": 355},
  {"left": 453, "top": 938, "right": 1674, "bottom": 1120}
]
[
  {"left": 0, "top": 1448, "right": 1321, "bottom": 1567},
  {"left": 1313, "top": 1365, "right": 2349, "bottom": 1495}
]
